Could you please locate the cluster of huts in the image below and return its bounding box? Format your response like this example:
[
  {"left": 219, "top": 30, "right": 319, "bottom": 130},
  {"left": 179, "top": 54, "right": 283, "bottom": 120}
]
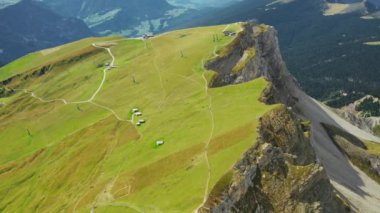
[
  {"left": 223, "top": 31, "right": 237, "bottom": 37},
  {"left": 142, "top": 33, "right": 154, "bottom": 39},
  {"left": 132, "top": 108, "right": 145, "bottom": 126},
  {"left": 132, "top": 107, "right": 165, "bottom": 147}
]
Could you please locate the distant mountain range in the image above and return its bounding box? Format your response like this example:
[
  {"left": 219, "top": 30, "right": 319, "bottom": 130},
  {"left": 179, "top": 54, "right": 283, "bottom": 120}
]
[
  {"left": 37, "top": 0, "right": 189, "bottom": 36},
  {"left": 0, "top": 0, "right": 92, "bottom": 64},
  {"left": 168, "top": 0, "right": 241, "bottom": 8},
  {"left": 18, "top": 0, "right": 241, "bottom": 36},
  {"left": 0, "top": 0, "right": 209, "bottom": 64},
  {"left": 0, "top": 0, "right": 191, "bottom": 64},
  {"left": 0, "top": 0, "right": 19, "bottom": 9}
]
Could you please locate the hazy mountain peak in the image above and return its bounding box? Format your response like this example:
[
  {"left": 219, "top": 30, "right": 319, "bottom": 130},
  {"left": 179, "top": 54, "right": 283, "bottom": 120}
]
[
  {"left": 0, "top": 0, "right": 92, "bottom": 63},
  {"left": 167, "top": 0, "right": 242, "bottom": 8},
  {"left": 0, "top": 0, "right": 20, "bottom": 9}
]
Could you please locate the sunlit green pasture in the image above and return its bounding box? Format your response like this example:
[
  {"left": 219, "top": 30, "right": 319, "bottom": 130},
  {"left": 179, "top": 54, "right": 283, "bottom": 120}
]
[{"left": 0, "top": 23, "right": 275, "bottom": 212}]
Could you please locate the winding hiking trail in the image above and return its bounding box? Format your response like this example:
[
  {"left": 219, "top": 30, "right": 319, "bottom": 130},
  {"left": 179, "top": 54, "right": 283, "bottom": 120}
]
[
  {"left": 17, "top": 43, "right": 133, "bottom": 124},
  {"left": 193, "top": 42, "right": 222, "bottom": 213},
  {"left": 151, "top": 40, "right": 167, "bottom": 110},
  {"left": 11, "top": 41, "right": 145, "bottom": 213},
  {"left": 222, "top": 24, "right": 231, "bottom": 32},
  {"left": 11, "top": 27, "right": 240, "bottom": 212},
  {"left": 194, "top": 25, "right": 240, "bottom": 212},
  {"left": 88, "top": 44, "right": 115, "bottom": 102},
  {"left": 194, "top": 70, "right": 215, "bottom": 213}
]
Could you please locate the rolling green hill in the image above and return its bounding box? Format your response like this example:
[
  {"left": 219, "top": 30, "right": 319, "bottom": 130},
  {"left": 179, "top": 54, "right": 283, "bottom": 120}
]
[{"left": 0, "top": 23, "right": 277, "bottom": 212}]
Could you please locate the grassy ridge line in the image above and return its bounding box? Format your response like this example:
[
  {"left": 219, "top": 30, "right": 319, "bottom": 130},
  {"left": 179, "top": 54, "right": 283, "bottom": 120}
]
[
  {"left": 12, "top": 42, "right": 134, "bottom": 125},
  {"left": 0, "top": 36, "right": 120, "bottom": 82},
  {"left": 195, "top": 23, "right": 244, "bottom": 212}
]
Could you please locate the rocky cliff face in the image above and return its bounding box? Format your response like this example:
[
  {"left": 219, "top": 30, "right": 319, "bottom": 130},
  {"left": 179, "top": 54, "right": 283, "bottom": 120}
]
[
  {"left": 200, "top": 106, "right": 349, "bottom": 212},
  {"left": 334, "top": 109, "right": 380, "bottom": 134},
  {"left": 200, "top": 22, "right": 351, "bottom": 212},
  {"left": 323, "top": 124, "right": 380, "bottom": 184},
  {"left": 333, "top": 95, "right": 380, "bottom": 135},
  {"left": 206, "top": 23, "right": 299, "bottom": 106}
]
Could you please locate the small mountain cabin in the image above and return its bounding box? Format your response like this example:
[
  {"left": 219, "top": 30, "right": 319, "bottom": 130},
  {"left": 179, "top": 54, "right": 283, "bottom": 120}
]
[
  {"left": 223, "top": 31, "right": 237, "bottom": 36},
  {"left": 156, "top": 140, "right": 164, "bottom": 146}
]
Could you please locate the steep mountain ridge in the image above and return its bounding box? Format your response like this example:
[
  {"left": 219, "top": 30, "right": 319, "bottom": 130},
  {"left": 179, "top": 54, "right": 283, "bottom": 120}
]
[
  {"left": 178, "top": 0, "right": 380, "bottom": 106},
  {"left": 206, "top": 24, "right": 298, "bottom": 106},
  {"left": 1, "top": 21, "right": 380, "bottom": 212},
  {"left": 200, "top": 106, "right": 349, "bottom": 212},
  {"left": 203, "top": 22, "right": 380, "bottom": 212}
]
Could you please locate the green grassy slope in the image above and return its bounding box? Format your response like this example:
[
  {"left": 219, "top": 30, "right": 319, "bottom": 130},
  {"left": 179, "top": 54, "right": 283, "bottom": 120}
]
[
  {"left": 364, "top": 140, "right": 380, "bottom": 157},
  {"left": 0, "top": 23, "right": 275, "bottom": 212},
  {"left": 0, "top": 36, "right": 119, "bottom": 82}
]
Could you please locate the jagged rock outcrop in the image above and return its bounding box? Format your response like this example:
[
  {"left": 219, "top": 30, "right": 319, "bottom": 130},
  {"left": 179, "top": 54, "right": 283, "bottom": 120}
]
[
  {"left": 200, "top": 22, "right": 356, "bottom": 212},
  {"left": 206, "top": 23, "right": 299, "bottom": 106},
  {"left": 334, "top": 95, "right": 380, "bottom": 135},
  {"left": 334, "top": 109, "right": 380, "bottom": 134},
  {"left": 0, "top": 87, "right": 14, "bottom": 98},
  {"left": 323, "top": 124, "right": 380, "bottom": 183},
  {"left": 200, "top": 106, "right": 349, "bottom": 212}
]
